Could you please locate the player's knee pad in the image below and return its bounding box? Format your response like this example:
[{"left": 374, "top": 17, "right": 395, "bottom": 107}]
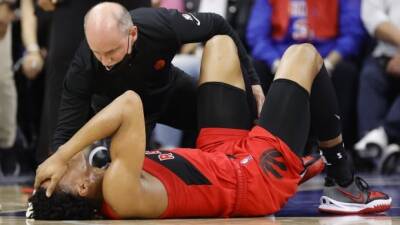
[
  {"left": 198, "top": 82, "right": 252, "bottom": 129},
  {"left": 259, "top": 79, "right": 310, "bottom": 155}
]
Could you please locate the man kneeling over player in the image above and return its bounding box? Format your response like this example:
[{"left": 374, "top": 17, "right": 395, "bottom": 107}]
[{"left": 29, "top": 36, "right": 391, "bottom": 220}]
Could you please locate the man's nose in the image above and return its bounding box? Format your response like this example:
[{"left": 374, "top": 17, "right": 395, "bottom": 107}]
[{"left": 101, "top": 57, "right": 113, "bottom": 67}]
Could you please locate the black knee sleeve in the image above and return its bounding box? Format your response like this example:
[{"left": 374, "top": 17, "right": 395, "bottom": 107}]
[
  {"left": 197, "top": 82, "right": 252, "bottom": 129},
  {"left": 259, "top": 79, "right": 310, "bottom": 156},
  {"left": 310, "top": 65, "right": 342, "bottom": 141}
]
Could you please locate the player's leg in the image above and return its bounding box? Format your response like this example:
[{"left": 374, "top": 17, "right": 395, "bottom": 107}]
[
  {"left": 197, "top": 35, "right": 253, "bottom": 130},
  {"left": 258, "top": 44, "right": 390, "bottom": 214},
  {"left": 260, "top": 43, "right": 350, "bottom": 179},
  {"left": 311, "top": 64, "right": 391, "bottom": 214},
  {"left": 195, "top": 35, "right": 255, "bottom": 152},
  {"left": 310, "top": 65, "right": 392, "bottom": 214},
  {"left": 258, "top": 43, "right": 321, "bottom": 156},
  {"left": 242, "top": 45, "right": 325, "bottom": 184}
]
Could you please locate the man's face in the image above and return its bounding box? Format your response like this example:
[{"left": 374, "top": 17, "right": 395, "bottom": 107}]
[
  {"left": 42, "top": 151, "right": 105, "bottom": 199},
  {"left": 86, "top": 25, "right": 136, "bottom": 71},
  {"left": 0, "top": 3, "right": 14, "bottom": 40}
]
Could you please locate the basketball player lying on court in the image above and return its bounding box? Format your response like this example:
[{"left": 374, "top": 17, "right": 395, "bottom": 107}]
[{"left": 29, "top": 36, "right": 391, "bottom": 220}]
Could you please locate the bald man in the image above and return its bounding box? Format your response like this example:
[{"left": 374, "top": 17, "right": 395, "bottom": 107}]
[
  {"left": 51, "top": 2, "right": 264, "bottom": 154},
  {"left": 35, "top": 1, "right": 150, "bottom": 164}
]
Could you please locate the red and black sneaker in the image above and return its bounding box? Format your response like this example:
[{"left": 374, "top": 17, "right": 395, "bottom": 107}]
[
  {"left": 319, "top": 176, "right": 391, "bottom": 214},
  {"left": 299, "top": 155, "right": 325, "bottom": 184}
]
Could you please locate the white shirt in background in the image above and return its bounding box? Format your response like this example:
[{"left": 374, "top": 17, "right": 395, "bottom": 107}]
[
  {"left": 0, "top": 25, "right": 13, "bottom": 80},
  {"left": 362, "top": 0, "right": 400, "bottom": 57},
  {"left": 198, "top": 0, "right": 227, "bottom": 18}
]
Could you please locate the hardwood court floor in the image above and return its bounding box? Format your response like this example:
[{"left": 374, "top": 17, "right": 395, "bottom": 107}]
[
  {"left": 0, "top": 175, "right": 399, "bottom": 225},
  {"left": 1, "top": 216, "right": 399, "bottom": 225}
]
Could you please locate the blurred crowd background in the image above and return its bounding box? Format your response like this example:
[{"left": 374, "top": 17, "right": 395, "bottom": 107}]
[{"left": 0, "top": 0, "right": 399, "bottom": 184}]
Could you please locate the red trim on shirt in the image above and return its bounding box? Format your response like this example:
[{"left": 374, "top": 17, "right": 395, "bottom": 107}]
[{"left": 101, "top": 202, "right": 121, "bottom": 220}]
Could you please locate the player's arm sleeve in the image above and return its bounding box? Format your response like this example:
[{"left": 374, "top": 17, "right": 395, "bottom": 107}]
[
  {"left": 246, "top": 0, "right": 281, "bottom": 69},
  {"left": 161, "top": 8, "right": 260, "bottom": 85},
  {"left": 51, "top": 44, "right": 93, "bottom": 151}
]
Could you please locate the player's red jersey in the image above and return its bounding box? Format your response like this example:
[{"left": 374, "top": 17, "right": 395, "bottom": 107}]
[{"left": 102, "top": 125, "right": 304, "bottom": 219}]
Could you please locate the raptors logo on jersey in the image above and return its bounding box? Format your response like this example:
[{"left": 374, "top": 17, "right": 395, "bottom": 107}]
[{"left": 259, "top": 149, "right": 287, "bottom": 179}]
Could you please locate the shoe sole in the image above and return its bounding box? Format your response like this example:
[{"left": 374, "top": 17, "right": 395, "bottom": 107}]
[{"left": 319, "top": 196, "right": 392, "bottom": 214}]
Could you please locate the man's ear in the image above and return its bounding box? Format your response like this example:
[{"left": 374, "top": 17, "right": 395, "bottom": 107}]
[
  {"left": 127, "top": 26, "right": 138, "bottom": 54},
  {"left": 129, "top": 26, "right": 138, "bottom": 39},
  {"left": 77, "top": 181, "right": 90, "bottom": 197}
]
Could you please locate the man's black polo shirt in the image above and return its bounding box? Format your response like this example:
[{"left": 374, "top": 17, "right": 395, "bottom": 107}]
[{"left": 52, "top": 7, "right": 259, "bottom": 150}]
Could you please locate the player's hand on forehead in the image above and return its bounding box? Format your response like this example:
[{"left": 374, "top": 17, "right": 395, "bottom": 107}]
[{"left": 34, "top": 152, "right": 69, "bottom": 197}]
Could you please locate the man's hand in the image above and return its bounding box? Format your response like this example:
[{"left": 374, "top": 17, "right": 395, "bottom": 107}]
[
  {"left": 23, "top": 51, "right": 44, "bottom": 79},
  {"left": 180, "top": 43, "right": 198, "bottom": 55},
  {"left": 251, "top": 84, "right": 265, "bottom": 118},
  {"left": 34, "top": 152, "right": 68, "bottom": 197},
  {"left": 271, "top": 59, "right": 280, "bottom": 74},
  {"left": 386, "top": 54, "right": 400, "bottom": 77},
  {"left": 324, "top": 51, "right": 342, "bottom": 76},
  {"left": 37, "top": 0, "right": 56, "bottom": 11}
]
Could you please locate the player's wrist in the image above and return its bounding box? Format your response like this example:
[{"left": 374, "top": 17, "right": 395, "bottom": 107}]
[
  {"left": 25, "top": 43, "right": 40, "bottom": 53},
  {"left": 56, "top": 144, "right": 74, "bottom": 162}
]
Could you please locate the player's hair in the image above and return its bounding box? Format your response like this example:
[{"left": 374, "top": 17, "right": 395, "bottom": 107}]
[{"left": 28, "top": 187, "right": 101, "bottom": 220}]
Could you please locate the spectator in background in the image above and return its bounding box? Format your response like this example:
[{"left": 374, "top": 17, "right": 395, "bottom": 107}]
[
  {"left": 21, "top": 0, "right": 44, "bottom": 79},
  {"left": 10, "top": 0, "right": 50, "bottom": 177},
  {"left": 184, "top": 0, "right": 254, "bottom": 45},
  {"left": 18, "top": 0, "right": 49, "bottom": 144},
  {"left": 355, "top": 0, "right": 400, "bottom": 173},
  {"left": 1, "top": 0, "right": 50, "bottom": 178},
  {"left": 246, "top": 0, "right": 366, "bottom": 147},
  {"left": 21, "top": 0, "right": 45, "bottom": 80},
  {"left": 0, "top": 0, "right": 18, "bottom": 176},
  {"left": 35, "top": 0, "right": 151, "bottom": 164}
]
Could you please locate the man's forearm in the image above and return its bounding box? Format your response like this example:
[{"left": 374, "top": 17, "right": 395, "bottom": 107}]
[
  {"left": 375, "top": 21, "right": 400, "bottom": 48},
  {"left": 21, "top": 0, "right": 39, "bottom": 52}
]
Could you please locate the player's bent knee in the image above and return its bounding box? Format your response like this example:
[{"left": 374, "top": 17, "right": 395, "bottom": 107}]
[
  {"left": 274, "top": 44, "right": 323, "bottom": 93},
  {"left": 120, "top": 90, "right": 142, "bottom": 108},
  {"left": 285, "top": 44, "right": 321, "bottom": 62},
  {"left": 277, "top": 44, "right": 323, "bottom": 81},
  {"left": 204, "top": 35, "right": 237, "bottom": 54},
  {"left": 285, "top": 44, "right": 322, "bottom": 72},
  {"left": 200, "top": 35, "right": 244, "bottom": 89}
]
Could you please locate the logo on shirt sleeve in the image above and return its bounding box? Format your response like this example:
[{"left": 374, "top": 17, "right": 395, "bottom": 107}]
[
  {"left": 154, "top": 59, "right": 166, "bottom": 71},
  {"left": 181, "top": 13, "right": 201, "bottom": 26}
]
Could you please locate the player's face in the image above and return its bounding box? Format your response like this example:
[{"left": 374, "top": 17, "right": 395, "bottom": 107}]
[{"left": 42, "top": 152, "right": 105, "bottom": 199}]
